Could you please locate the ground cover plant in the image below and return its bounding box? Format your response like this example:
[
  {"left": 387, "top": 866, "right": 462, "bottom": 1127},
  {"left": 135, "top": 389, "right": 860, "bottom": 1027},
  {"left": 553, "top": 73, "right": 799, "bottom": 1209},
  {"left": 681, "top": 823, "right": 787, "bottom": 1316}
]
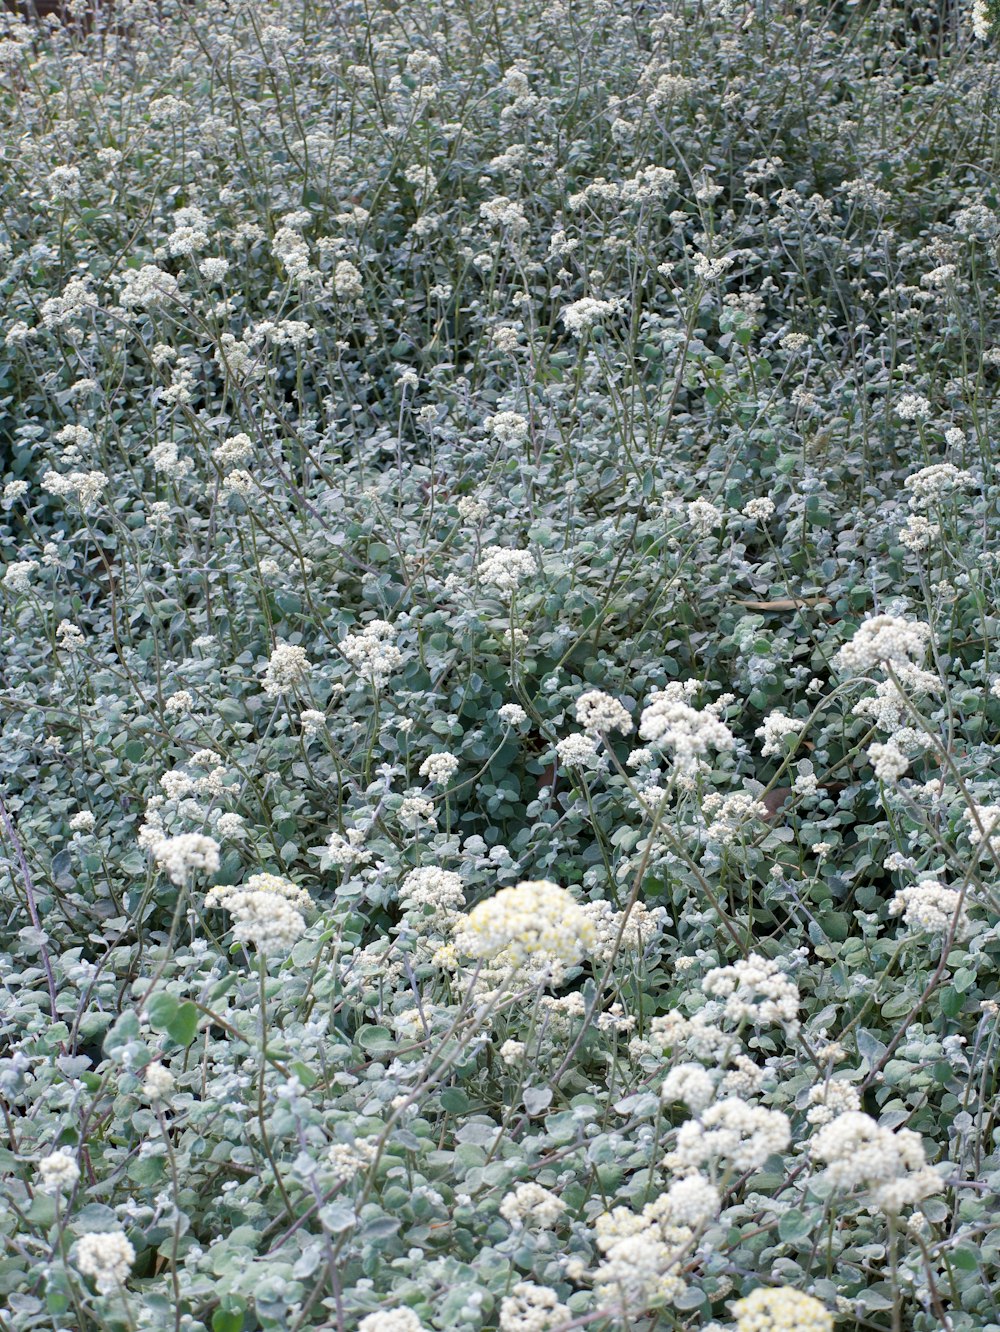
[{"left": 1, "top": 0, "right": 1000, "bottom": 1328}]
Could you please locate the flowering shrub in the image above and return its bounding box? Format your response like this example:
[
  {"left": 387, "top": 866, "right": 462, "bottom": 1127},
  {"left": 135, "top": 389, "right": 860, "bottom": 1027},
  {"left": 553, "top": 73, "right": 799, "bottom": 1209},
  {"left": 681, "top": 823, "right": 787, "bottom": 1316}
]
[{"left": 1, "top": 1, "right": 1000, "bottom": 1330}]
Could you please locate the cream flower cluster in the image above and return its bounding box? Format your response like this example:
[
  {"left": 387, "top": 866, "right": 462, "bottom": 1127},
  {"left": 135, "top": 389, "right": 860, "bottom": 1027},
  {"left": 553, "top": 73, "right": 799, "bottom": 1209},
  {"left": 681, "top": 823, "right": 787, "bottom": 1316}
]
[
  {"left": 418, "top": 752, "right": 459, "bottom": 786},
  {"left": 805, "top": 1077, "right": 861, "bottom": 1126},
  {"left": 701, "top": 792, "right": 766, "bottom": 845},
  {"left": 205, "top": 873, "right": 313, "bottom": 953},
  {"left": 399, "top": 867, "right": 466, "bottom": 915},
  {"left": 477, "top": 546, "right": 537, "bottom": 596},
  {"left": 151, "top": 833, "right": 221, "bottom": 885},
  {"left": 835, "top": 615, "right": 932, "bottom": 673},
  {"left": 755, "top": 710, "right": 805, "bottom": 758},
  {"left": 575, "top": 688, "right": 633, "bottom": 734},
  {"left": 561, "top": 295, "right": 616, "bottom": 334},
  {"left": 591, "top": 1196, "right": 693, "bottom": 1313},
  {"left": 39, "top": 1147, "right": 80, "bottom": 1193},
  {"left": 498, "top": 1282, "right": 570, "bottom": 1332},
  {"left": 358, "top": 1311, "right": 425, "bottom": 1332},
  {"left": 638, "top": 682, "right": 735, "bottom": 780},
  {"left": 702, "top": 953, "right": 800, "bottom": 1031},
  {"left": 499, "top": 1182, "right": 566, "bottom": 1229},
  {"left": 810, "top": 1111, "right": 941, "bottom": 1212},
  {"left": 581, "top": 898, "right": 667, "bottom": 963},
  {"left": 452, "top": 879, "right": 595, "bottom": 977},
  {"left": 262, "top": 642, "right": 311, "bottom": 696},
  {"left": 904, "top": 462, "right": 975, "bottom": 510},
  {"left": 339, "top": 619, "right": 403, "bottom": 687},
  {"left": 670, "top": 1098, "right": 791, "bottom": 1172},
  {"left": 889, "top": 878, "right": 968, "bottom": 936},
  {"left": 326, "top": 1138, "right": 378, "bottom": 1186},
  {"left": 74, "top": 1229, "right": 136, "bottom": 1293},
  {"left": 732, "top": 1286, "right": 832, "bottom": 1332}
]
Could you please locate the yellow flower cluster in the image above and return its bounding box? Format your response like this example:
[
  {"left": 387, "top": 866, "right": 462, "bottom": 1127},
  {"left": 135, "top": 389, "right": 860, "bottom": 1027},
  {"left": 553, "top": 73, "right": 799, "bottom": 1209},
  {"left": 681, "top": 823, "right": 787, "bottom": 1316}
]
[
  {"left": 732, "top": 1287, "right": 832, "bottom": 1332},
  {"left": 452, "top": 879, "right": 595, "bottom": 975}
]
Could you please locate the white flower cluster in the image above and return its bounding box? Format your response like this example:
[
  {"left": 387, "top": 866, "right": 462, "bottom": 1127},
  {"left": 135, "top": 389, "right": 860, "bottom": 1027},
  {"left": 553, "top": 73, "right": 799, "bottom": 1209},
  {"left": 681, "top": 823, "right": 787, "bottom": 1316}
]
[
  {"left": 499, "top": 1182, "right": 566, "bottom": 1229},
  {"left": 555, "top": 731, "right": 603, "bottom": 769},
  {"left": 205, "top": 873, "right": 313, "bottom": 953},
  {"left": 498, "top": 1283, "right": 570, "bottom": 1332},
  {"left": 755, "top": 710, "right": 805, "bottom": 757},
  {"left": 561, "top": 296, "right": 616, "bottom": 334},
  {"left": 732, "top": 1286, "right": 832, "bottom": 1332},
  {"left": 591, "top": 1196, "right": 693, "bottom": 1313},
  {"left": 2, "top": 559, "right": 38, "bottom": 593},
  {"left": 805, "top": 1078, "right": 862, "bottom": 1126},
  {"left": 670, "top": 1098, "right": 791, "bottom": 1172},
  {"left": 142, "top": 1061, "right": 176, "bottom": 1103},
  {"left": 39, "top": 1147, "right": 80, "bottom": 1193},
  {"left": 835, "top": 615, "right": 932, "bottom": 673},
  {"left": 963, "top": 802, "right": 1000, "bottom": 858},
  {"left": 701, "top": 792, "right": 766, "bottom": 845},
  {"left": 151, "top": 833, "right": 221, "bottom": 885},
  {"left": 118, "top": 264, "right": 180, "bottom": 309},
  {"left": 74, "top": 1229, "right": 136, "bottom": 1293},
  {"left": 418, "top": 752, "right": 459, "bottom": 786},
  {"left": 399, "top": 866, "right": 465, "bottom": 915},
  {"left": 575, "top": 688, "right": 633, "bottom": 734},
  {"left": 686, "top": 498, "right": 723, "bottom": 536},
  {"left": 326, "top": 826, "right": 371, "bottom": 867},
  {"left": 326, "top": 1137, "right": 378, "bottom": 1186},
  {"left": 581, "top": 899, "right": 667, "bottom": 963},
  {"left": 484, "top": 411, "right": 529, "bottom": 444},
  {"left": 702, "top": 953, "right": 800, "bottom": 1031},
  {"left": 889, "top": 878, "right": 968, "bottom": 936},
  {"left": 811, "top": 1111, "right": 941, "bottom": 1212},
  {"left": 661, "top": 1062, "right": 715, "bottom": 1112},
  {"left": 43, "top": 468, "right": 108, "bottom": 508},
  {"left": 478, "top": 546, "right": 537, "bottom": 597},
  {"left": 340, "top": 619, "right": 403, "bottom": 687},
  {"left": 358, "top": 1311, "right": 425, "bottom": 1332},
  {"left": 904, "top": 462, "right": 975, "bottom": 509},
  {"left": 262, "top": 642, "right": 311, "bottom": 696},
  {"left": 452, "top": 879, "right": 595, "bottom": 979},
  {"left": 638, "top": 682, "right": 735, "bottom": 780}
]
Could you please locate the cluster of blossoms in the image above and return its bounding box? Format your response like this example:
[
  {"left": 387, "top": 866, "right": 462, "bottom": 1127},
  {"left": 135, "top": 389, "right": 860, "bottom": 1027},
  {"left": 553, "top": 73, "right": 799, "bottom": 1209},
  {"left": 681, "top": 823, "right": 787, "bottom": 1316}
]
[
  {"left": 575, "top": 688, "right": 633, "bottom": 734},
  {"left": 452, "top": 879, "right": 595, "bottom": 980},
  {"left": 477, "top": 546, "right": 537, "bottom": 596},
  {"left": 835, "top": 615, "right": 932, "bottom": 673},
  {"left": 498, "top": 1283, "right": 570, "bottom": 1332},
  {"left": 638, "top": 682, "right": 735, "bottom": 781},
  {"left": 150, "top": 833, "right": 221, "bottom": 885},
  {"left": 498, "top": 1182, "right": 566, "bottom": 1229},
  {"left": 590, "top": 1196, "right": 693, "bottom": 1313},
  {"left": 810, "top": 1112, "right": 941, "bottom": 1212},
  {"left": 339, "top": 619, "right": 404, "bottom": 688},
  {"left": 889, "top": 877, "right": 969, "bottom": 936},
  {"left": 74, "top": 1230, "right": 135, "bottom": 1294},
  {"left": 204, "top": 873, "right": 313, "bottom": 953},
  {"left": 418, "top": 752, "right": 459, "bottom": 786},
  {"left": 261, "top": 642, "right": 312, "bottom": 696},
  {"left": 670, "top": 1099, "right": 792, "bottom": 1172},
  {"left": 731, "top": 1287, "right": 832, "bottom": 1332},
  {"left": 399, "top": 867, "right": 466, "bottom": 917},
  {"left": 702, "top": 954, "right": 801, "bottom": 1032},
  {"left": 755, "top": 710, "right": 805, "bottom": 758},
  {"left": 38, "top": 1148, "right": 80, "bottom": 1194}
]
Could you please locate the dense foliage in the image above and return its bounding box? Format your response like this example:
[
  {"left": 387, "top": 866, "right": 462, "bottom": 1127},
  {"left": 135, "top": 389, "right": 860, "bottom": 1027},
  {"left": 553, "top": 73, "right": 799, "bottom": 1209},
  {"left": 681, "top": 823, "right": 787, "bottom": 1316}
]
[{"left": 1, "top": 1, "right": 1000, "bottom": 1329}]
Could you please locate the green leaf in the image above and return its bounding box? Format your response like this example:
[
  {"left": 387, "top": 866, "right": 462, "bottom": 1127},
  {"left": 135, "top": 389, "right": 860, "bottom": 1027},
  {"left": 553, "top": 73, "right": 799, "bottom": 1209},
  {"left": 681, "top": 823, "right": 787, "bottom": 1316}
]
[
  {"left": 167, "top": 1001, "right": 199, "bottom": 1047},
  {"left": 778, "top": 1208, "right": 812, "bottom": 1241},
  {"left": 212, "top": 1312, "right": 244, "bottom": 1332},
  {"left": 145, "top": 992, "right": 179, "bottom": 1032}
]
